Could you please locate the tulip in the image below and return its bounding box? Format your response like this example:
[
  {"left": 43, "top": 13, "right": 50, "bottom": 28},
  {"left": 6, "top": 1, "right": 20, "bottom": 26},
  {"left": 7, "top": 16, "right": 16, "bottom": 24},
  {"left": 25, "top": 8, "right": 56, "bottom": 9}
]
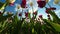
[
  {"left": 33, "top": 11, "right": 37, "bottom": 15},
  {"left": 45, "top": 8, "right": 50, "bottom": 14},
  {"left": 39, "top": 15, "right": 43, "bottom": 19},
  {"left": 45, "top": 7, "right": 56, "bottom": 14},
  {"left": 30, "top": 2, "right": 33, "bottom": 6},
  {"left": 53, "top": 0, "right": 59, "bottom": 4},
  {"left": 25, "top": 12, "right": 28, "bottom": 17},
  {"left": 50, "top": 7, "right": 56, "bottom": 10},
  {"left": 37, "top": 0, "right": 46, "bottom": 8},
  {"left": 17, "top": 5, "right": 20, "bottom": 9},
  {"left": 21, "top": 0, "right": 26, "bottom": 8}
]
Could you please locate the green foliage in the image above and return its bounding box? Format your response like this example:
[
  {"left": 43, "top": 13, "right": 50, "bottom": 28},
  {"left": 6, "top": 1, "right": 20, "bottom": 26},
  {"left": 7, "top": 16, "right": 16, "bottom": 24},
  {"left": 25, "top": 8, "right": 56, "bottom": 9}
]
[{"left": 0, "top": 1, "right": 60, "bottom": 34}]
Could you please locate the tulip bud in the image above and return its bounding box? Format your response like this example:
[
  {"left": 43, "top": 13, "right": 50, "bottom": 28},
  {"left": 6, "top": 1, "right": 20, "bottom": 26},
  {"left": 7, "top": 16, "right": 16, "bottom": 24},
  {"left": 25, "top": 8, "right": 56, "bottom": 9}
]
[
  {"left": 17, "top": 5, "right": 21, "bottom": 9},
  {"left": 37, "top": 0, "right": 46, "bottom": 8},
  {"left": 21, "top": 0, "right": 26, "bottom": 8},
  {"left": 45, "top": 8, "right": 51, "bottom": 14},
  {"left": 45, "top": 7, "right": 56, "bottom": 14},
  {"left": 25, "top": 12, "right": 28, "bottom": 17},
  {"left": 39, "top": 15, "right": 43, "bottom": 19},
  {"left": 30, "top": 2, "right": 33, "bottom": 6},
  {"left": 33, "top": 11, "right": 37, "bottom": 15}
]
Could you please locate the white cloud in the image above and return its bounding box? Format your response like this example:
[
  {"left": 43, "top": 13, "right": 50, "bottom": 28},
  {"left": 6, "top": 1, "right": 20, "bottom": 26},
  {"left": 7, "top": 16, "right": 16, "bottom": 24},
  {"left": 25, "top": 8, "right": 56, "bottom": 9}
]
[{"left": 55, "top": 9, "right": 60, "bottom": 18}]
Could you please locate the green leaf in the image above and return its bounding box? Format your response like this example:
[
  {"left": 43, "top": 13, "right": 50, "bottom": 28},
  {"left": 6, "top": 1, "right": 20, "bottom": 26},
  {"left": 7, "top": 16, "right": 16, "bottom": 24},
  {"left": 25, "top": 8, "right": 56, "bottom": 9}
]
[
  {"left": 0, "top": 14, "right": 13, "bottom": 22},
  {"left": 0, "top": 2, "right": 6, "bottom": 10},
  {"left": 0, "top": 2, "right": 4, "bottom": 9},
  {"left": 48, "top": 10, "right": 60, "bottom": 24},
  {"left": 51, "top": 22, "right": 60, "bottom": 32},
  {"left": 43, "top": 19, "right": 60, "bottom": 32}
]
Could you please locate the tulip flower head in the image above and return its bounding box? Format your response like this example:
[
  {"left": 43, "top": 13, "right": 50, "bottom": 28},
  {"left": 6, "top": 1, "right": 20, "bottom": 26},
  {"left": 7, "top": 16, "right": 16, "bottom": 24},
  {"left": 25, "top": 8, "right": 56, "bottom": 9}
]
[
  {"left": 53, "top": 0, "right": 59, "bottom": 4},
  {"left": 45, "top": 7, "right": 56, "bottom": 14},
  {"left": 33, "top": 11, "right": 37, "bottom": 15},
  {"left": 37, "top": 0, "right": 46, "bottom": 8},
  {"left": 30, "top": 2, "right": 33, "bottom": 6},
  {"left": 21, "top": 0, "right": 26, "bottom": 8},
  {"left": 39, "top": 15, "right": 43, "bottom": 19},
  {"left": 25, "top": 12, "right": 28, "bottom": 17},
  {"left": 17, "top": 5, "right": 21, "bottom": 10}
]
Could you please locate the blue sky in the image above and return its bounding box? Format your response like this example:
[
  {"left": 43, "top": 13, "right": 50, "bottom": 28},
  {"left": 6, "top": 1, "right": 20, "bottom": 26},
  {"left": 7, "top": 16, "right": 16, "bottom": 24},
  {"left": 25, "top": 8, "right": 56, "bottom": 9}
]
[{"left": 0, "top": 0, "right": 60, "bottom": 19}]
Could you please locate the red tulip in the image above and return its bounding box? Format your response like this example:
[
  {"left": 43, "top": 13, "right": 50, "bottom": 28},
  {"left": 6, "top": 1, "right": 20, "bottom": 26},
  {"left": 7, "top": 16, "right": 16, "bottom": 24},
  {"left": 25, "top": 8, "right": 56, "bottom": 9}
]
[
  {"left": 21, "top": 0, "right": 26, "bottom": 8},
  {"left": 45, "top": 8, "right": 51, "bottom": 14},
  {"left": 33, "top": 11, "right": 37, "bottom": 15},
  {"left": 45, "top": 7, "right": 56, "bottom": 14},
  {"left": 37, "top": 0, "right": 46, "bottom": 8},
  {"left": 39, "top": 15, "right": 43, "bottom": 18},
  {"left": 25, "top": 12, "right": 28, "bottom": 17},
  {"left": 46, "top": 10, "right": 49, "bottom": 14}
]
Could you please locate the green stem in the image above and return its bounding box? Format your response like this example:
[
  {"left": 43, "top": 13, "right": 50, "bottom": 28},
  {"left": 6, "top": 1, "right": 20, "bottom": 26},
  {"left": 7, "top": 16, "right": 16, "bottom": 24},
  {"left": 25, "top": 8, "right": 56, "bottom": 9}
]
[{"left": 48, "top": 3, "right": 51, "bottom": 8}]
